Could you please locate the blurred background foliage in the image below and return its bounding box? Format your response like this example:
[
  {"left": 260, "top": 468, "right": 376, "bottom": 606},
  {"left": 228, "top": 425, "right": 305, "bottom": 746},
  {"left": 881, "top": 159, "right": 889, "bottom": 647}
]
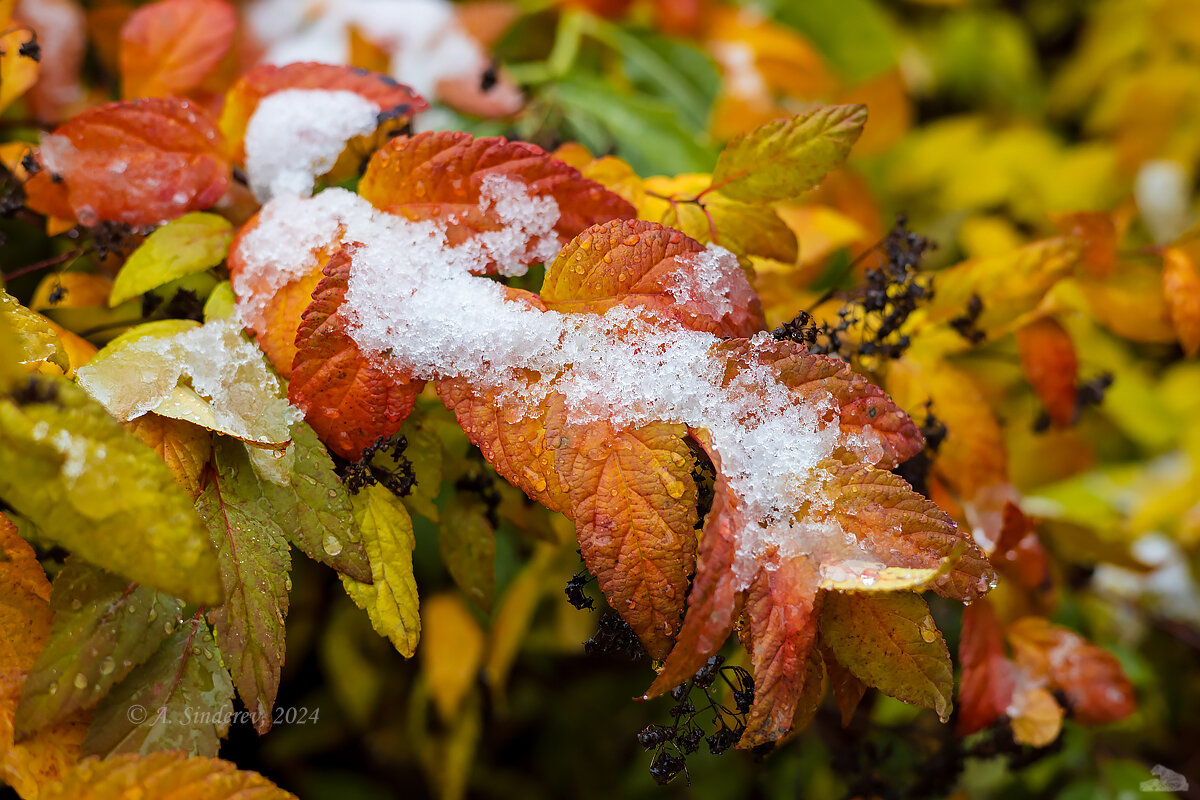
[{"left": 3, "top": 0, "right": 1200, "bottom": 798}]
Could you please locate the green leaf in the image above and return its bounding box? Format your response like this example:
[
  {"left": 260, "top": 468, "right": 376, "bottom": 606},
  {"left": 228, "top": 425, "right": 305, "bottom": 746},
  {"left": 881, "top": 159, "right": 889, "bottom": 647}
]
[
  {"left": 342, "top": 484, "right": 420, "bottom": 658},
  {"left": 709, "top": 104, "right": 867, "bottom": 204},
  {"left": 0, "top": 376, "right": 220, "bottom": 603},
  {"left": 768, "top": 0, "right": 898, "bottom": 83},
  {"left": 819, "top": 592, "right": 953, "bottom": 722},
  {"left": 14, "top": 559, "right": 183, "bottom": 738},
  {"left": 196, "top": 438, "right": 291, "bottom": 734},
  {"left": 439, "top": 497, "right": 496, "bottom": 612},
  {"left": 84, "top": 613, "right": 234, "bottom": 758},
  {"left": 390, "top": 413, "right": 443, "bottom": 522},
  {"left": 108, "top": 213, "right": 234, "bottom": 307},
  {"left": 0, "top": 290, "right": 67, "bottom": 373},
  {"left": 250, "top": 422, "right": 371, "bottom": 583}
]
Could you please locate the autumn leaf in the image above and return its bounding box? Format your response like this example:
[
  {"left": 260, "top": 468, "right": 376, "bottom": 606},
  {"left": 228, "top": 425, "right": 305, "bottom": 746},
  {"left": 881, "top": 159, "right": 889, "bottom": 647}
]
[
  {"left": 359, "top": 130, "right": 636, "bottom": 271},
  {"left": 440, "top": 497, "right": 497, "bottom": 612},
  {"left": 956, "top": 598, "right": 1016, "bottom": 736},
  {"left": 219, "top": 61, "right": 428, "bottom": 164},
  {"left": 0, "top": 27, "right": 39, "bottom": 113},
  {"left": 195, "top": 439, "right": 290, "bottom": 734},
  {"left": 823, "top": 645, "right": 867, "bottom": 726},
  {"left": 420, "top": 594, "right": 484, "bottom": 723},
  {"left": 820, "top": 592, "right": 954, "bottom": 722},
  {"left": 1006, "top": 617, "right": 1135, "bottom": 725},
  {"left": 83, "top": 612, "right": 233, "bottom": 758},
  {"left": 708, "top": 104, "right": 868, "bottom": 203},
  {"left": 14, "top": 560, "right": 183, "bottom": 740},
  {"left": 123, "top": 413, "right": 212, "bottom": 498},
  {"left": 290, "top": 243, "right": 425, "bottom": 460},
  {"left": 24, "top": 97, "right": 232, "bottom": 227},
  {"left": 118, "top": 0, "right": 236, "bottom": 100},
  {"left": 39, "top": 751, "right": 296, "bottom": 800},
  {"left": 252, "top": 422, "right": 371, "bottom": 583},
  {"left": 0, "top": 291, "right": 68, "bottom": 373},
  {"left": 1, "top": 516, "right": 87, "bottom": 799},
  {"left": 342, "top": 484, "right": 421, "bottom": 657},
  {"left": 1016, "top": 317, "right": 1078, "bottom": 428},
  {"left": 0, "top": 376, "right": 221, "bottom": 604},
  {"left": 108, "top": 212, "right": 234, "bottom": 307},
  {"left": 1162, "top": 246, "right": 1200, "bottom": 356},
  {"left": 540, "top": 218, "right": 766, "bottom": 337}
]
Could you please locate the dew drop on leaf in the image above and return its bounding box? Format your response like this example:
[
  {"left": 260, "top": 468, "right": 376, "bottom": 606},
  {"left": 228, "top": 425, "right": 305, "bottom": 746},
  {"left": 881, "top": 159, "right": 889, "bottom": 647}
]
[
  {"left": 73, "top": 673, "right": 88, "bottom": 690},
  {"left": 323, "top": 533, "right": 343, "bottom": 556},
  {"left": 99, "top": 657, "right": 115, "bottom": 676}
]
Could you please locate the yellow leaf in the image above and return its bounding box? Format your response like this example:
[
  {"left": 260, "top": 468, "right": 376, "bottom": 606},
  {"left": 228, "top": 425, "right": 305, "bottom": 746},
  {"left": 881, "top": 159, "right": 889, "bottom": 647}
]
[
  {"left": 1008, "top": 685, "right": 1064, "bottom": 748},
  {"left": 420, "top": 593, "right": 484, "bottom": 723},
  {"left": 108, "top": 213, "right": 234, "bottom": 307},
  {"left": 0, "top": 291, "right": 68, "bottom": 374},
  {"left": 342, "top": 485, "right": 420, "bottom": 657},
  {"left": 0, "top": 28, "right": 39, "bottom": 114},
  {"left": 0, "top": 517, "right": 87, "bottom": 800},
  {"left": 484, "top": 545, "right": 554, "bottom": 704},
  {"left": 38, "top": 751, "right": 296, "bottom": 800}
]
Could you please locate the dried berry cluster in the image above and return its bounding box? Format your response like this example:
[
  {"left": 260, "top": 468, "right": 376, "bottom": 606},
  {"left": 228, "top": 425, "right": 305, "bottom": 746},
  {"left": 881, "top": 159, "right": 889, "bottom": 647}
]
[
  {"left": 639, "top": 655, "right": 755, "bottom": 785},
  {"left": 454, "top": 447, "right": 502, "bottom": 527},
  {"left": 340, "top": 432, "right": 416, "bottom": 496},
  {"left": 1032, "top": 372, "right": 1114, "bottom": 432},
  {"left": 774, "top": 215, "right": 934, "bottom": 363},
  {"left": 583, "top": 611, "right": 647, "bottom": 660}
]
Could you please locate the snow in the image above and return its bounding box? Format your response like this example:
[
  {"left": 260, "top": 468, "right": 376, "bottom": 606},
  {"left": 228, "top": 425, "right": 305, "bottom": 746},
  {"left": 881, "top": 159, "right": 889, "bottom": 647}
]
[
  {"left": 245, "top": 0, "right": 488, "bottom": 102},
  {"left": 664, "top": 244, "right": 754, "bottom": 321},
  {"left": 1134, "top": 159, "right": 1193, "bottom": 245},
  {"left": 244, "top": 89, "right": 383, "bottom": 202},
  {"left": 235, "top": 176, "right": 898, "bottom": 590},
  {"left": 76, "top": 318, "right": 300, "bottom": 445}
]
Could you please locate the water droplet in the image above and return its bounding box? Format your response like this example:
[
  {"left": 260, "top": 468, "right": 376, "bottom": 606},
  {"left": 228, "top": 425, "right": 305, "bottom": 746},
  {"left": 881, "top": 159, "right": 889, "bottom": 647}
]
[
  {"left": 285, "top": 576, "right": 293, "bottom": 591},
  {"left": 323, "top": 533, "right": 344, "bottom": 556},
  {"left": 163, "top": 622, "right": 174, "bottom": 634},
  {"left": 47, "top": 684, "right": 57, "bottom": 696},
  {"left": 919, "top": 615, "right": 938, "bottom": 643},
  {"left": 73, "top": 673, "right": 88, "bottom": 690},
  {"left": 148, "top": 607, "right": 158, "bottom": 621},
  {"left": 69, "top": 598, "right": 82, "bottom": 611},
  {"left": 99, "top": 657, "right": 115, "bottom": 676}
]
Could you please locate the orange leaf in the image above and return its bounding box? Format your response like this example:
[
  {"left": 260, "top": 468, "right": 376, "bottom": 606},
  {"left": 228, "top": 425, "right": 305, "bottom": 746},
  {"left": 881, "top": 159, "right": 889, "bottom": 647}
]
[
  {"left": 739, "top": 556, "right": 822, "bottom": 747},
  {"left": 1007, "top": 617, "right": 1135, "bottom": 725},
  {"left": 219, "top": 62, "right": 428, "bottom": 164},
  {"left": 1052, "top": 211, "right": 1118, "bottom": 279},
  {"left": 39, "top": 751, "right": 296, "bottom": 799},
  {"left": 541, "top": 219, "right": 765, "bottom": 337},
  {"left": 1162, "top": 246, "right": 1200, "bottom": 356},
  {"left": 550, "top": 415, "right": 697, "bottom": 659},
  {"left": 359, "top": 131, "right": 635, "bottom": 271},
  {"left": 24, "top": 97, "right": 230, "bottom": 227},
  {"left": 993, "top": 501, "right": 1050, "bottom": 592},
  {"left": 290, "top": 244, "right": 424, "bottom": 460},
  {"left": 1016, "top": 316, "right": 1078, "bottom": 428},
  {"left": 1, "top": 516, "right": 87, "bottom": 797},
  {"left": 118, "top": 0, "right": 236, "bottom": 100},
  {"left": 823, "top": 645, "right": 867, "bottom": 726},
  {"left": 956, "top": 598, "right": 1016, "bottom": 736}
]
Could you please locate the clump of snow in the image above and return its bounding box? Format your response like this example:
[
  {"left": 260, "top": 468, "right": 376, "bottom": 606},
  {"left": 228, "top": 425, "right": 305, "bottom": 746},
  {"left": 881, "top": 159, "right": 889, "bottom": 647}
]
[
  {"left": 246, "top": 0, "right": 487, "bottom": 103},
  {"left": 665, "top": 244, "right": 756, "bottom": 322},
  {"left": 244, "top": 89, "right": 383, "bottom": 202},
  {"left": 236, "top": 175, "right": 900, "bottom": 590},
  {"left": 476, "top": 174, "right": 562, "bottom": 274},
  {"left": 76, "top": 318, "right": 300, "bottom": 445}
]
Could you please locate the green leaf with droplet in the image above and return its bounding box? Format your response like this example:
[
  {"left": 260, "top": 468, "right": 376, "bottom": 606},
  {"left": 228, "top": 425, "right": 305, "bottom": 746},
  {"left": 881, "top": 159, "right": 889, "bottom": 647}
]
[
  {"left": 84, "top": 614, "right": 234, "bottom": 757},
  {"left": 709, "top": 104, "right": 867, "bottom": 204},
  {"left": 0, "top": 290, "right": 68, "bottom": 373},
  {"left": 819, "top": 591, "right": 953, "bottom": 722},
  {"left": 14, "top": 559, "right": 183, "bottom": 739},
  {"left": 195, "top": 438, "right": 291, "bottom": 734},
  {"left": 439, "top": 497, "right": 496, "bottom": 612},
  {"left": 250, "top": 421, "right": 371, "bottom": 582},
  {"left": 342, "top": 484, "right": 420, "bottom": 658},
  {"left": 0, "top": 375, "right": 220, "bottom": 603},
  {"left": 109, "top": 212, "right": 234, "bottom": 307}
]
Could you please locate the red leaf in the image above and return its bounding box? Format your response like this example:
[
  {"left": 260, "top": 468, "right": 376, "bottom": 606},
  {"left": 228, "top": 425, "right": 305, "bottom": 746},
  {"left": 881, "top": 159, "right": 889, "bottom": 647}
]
[
  {"left": 290, "top": 243, "right": 424, "bottom": 460},
  {"left": 359, "top": 131, "right": 635, "bottom": 271},
  {"left": 993, "top": 501, "right": 1051, "bottom": 592},
  {"left": 25, "top": 97, "right": 230, "bottom": 226},
  {"left": 1016, "top": 317, "right": 1078, "bottom": 428},
  {"left": 956, "top": 599, "right": 1016, "bottom": 736},
  {"left": 541, "top": 219, "right": 765, "bottom": 337},
  {"left": 1007, "top": 617, "right": 1135, "bottom": 725},
  {"left": 219, "top": 62, "right": 428, "bottom": 163},
  {"left": 119, "top": 0, "right": 236, "bottom": 100}
]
